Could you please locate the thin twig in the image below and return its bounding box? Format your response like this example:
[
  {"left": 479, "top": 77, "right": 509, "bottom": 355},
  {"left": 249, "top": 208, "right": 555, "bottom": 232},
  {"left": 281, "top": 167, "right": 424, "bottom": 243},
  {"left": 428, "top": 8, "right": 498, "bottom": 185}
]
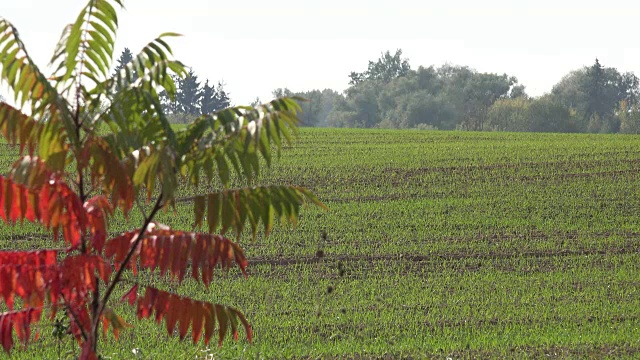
[{"left": 60, "top": 294, "right": 88, "bottom": 342}]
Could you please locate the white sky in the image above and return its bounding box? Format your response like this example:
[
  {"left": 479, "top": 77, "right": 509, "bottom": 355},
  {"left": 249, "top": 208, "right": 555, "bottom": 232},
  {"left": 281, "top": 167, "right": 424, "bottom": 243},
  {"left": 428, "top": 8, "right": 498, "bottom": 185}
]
[{"left": 3, "top": 0, "right": 640, "bottom": 105}]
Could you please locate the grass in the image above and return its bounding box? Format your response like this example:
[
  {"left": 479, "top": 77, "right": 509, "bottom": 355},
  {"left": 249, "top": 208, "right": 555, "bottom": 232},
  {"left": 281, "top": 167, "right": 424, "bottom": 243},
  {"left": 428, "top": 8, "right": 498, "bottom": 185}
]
[{"left": 4, "top": 128, "right": 640, "bottom": 358}]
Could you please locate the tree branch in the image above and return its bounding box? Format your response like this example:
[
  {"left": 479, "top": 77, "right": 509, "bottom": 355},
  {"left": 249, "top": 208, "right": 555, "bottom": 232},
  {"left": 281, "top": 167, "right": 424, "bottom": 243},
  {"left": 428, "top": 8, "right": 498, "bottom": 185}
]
[
  {"left": 96, "top": 192, "right": 164, "bottom": 319},
  {"left": 60, "top": 294, "right": 88, "bottom": 342}
]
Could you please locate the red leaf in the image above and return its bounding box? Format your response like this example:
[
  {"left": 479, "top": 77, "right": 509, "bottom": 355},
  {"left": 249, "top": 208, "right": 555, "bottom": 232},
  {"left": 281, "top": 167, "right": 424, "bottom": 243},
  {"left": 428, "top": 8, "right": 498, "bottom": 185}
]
[
  {"left": 83, "top": 136, "right": 134, "bottom": 215},
  {"left": 95, "top": 258, "right": 111, "bottom": 284},
  {"left": 0, "top": 308, "right": 42, "bottom": 354},
  {"left": 37, "top": 183, "right": 51, "bottom": 225},
  {"left": 152, "top": 290, "right": 170, "bottom": 324},
  {"left": 13, "top": 308, "right": 39, "bottom": 346},
  {"left": 104, "top": 230, "right": 137, "bottom": 271},
  {"left": 0, "top": 268, "right": 16, "bottom": 310},
  {"left": 203, "top": 302, "right": 215, "bottom": 346},
  {"left": 191, "top": 302, "right": 203, "bottom": 343},
  {"left": 120, "top": 284, "right": 138, "bottom": 306},
  {"left": 9, "top": 182, "right": 21, "bottom": 223},
  {"left": 0, "top": 171, "right": 87, "bottom": 248},
  {"left": 165, "top": 295, "right": 179, "bottom": 335},
  {"left": 0, "top": 176, "right": 5, "bottom": 220},
  {"left": 24, "top": 193, "right": 36, "bottom": 222},
  {"left": 191, "top": 235, "right": 205, "bottom": 282},
  {"left": 58, "top": 255, "right": 109, "bottom": 305},
  {"left": 4, "top": 180, "right": 13, "bottom": 223},
  {"left": 68, "top": 305, "right": 92, "bottom": 342},
  {"left": 84, "top": 196, "right": 112, "bottom": 253},
  {"left": 12, "top": 311, "right": 25, "bottom": 345},
  {"left": 104, "top": 229, "right": 247, "bottom": 286},
  {"left": 231, "top": 307, "right": 252, "bottom": 344},
  {"left": 215, "top": 305, "right": 228, "bottom": 347},
  {"left": 0, "top": 314, "right": 14, "bottom": 354},
  {"left": 158, "top": 236, "right": 173, "bottom": 276},
  {"left": 169, "top": 235, "right": 183, "bottom": 279},
  {"left": 175, "top": 234, "right": 191, "bottom": 282},
  {"left": 136, "top": 287, "right": 156, "bottom": 320},
  {"left": 0, "top": 250, "right": 59, "bottom": 310},
  {"left": 17, "top": 185, "right": 28, "bottom": 223},
  {"left": 177, "top": 297, "right": 192, "bottom": 340},
  {"left": 128, "top": 286, "right": 251, "bottom": 346},
  {"left": 138, "top": 237, "right": 154, "bottom": 270},
  {"left": 101, "top": 316, "right": 108, "bottom": 338}
]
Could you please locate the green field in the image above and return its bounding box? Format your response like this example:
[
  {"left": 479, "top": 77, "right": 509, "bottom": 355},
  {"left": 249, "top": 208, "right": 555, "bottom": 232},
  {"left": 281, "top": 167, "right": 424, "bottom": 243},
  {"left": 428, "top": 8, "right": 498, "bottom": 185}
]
[{"left": 5, "top": 128, "right": 640, "bottom": 359}]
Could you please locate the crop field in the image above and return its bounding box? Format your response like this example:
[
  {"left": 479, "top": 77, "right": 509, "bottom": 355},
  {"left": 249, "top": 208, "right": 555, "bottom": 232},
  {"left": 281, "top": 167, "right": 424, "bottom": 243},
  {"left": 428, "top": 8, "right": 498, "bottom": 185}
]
[{"left": 4, "top": 128, "right": 640, "bottom": 359}]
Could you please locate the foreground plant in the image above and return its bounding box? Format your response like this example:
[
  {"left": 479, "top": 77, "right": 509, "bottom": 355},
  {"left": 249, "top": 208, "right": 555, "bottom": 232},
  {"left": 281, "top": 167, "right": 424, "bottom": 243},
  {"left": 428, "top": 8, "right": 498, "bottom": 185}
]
[{"left": 0, "top": 1, "right": 322, "bottom": 358}]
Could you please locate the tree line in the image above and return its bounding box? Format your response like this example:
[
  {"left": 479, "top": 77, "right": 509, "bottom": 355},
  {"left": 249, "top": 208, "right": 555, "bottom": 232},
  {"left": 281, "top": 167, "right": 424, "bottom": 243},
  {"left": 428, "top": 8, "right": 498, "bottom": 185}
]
[
  {"left": 113, "top": 47, "right": 640, "bottom": 133},
  {"left": 277, "top": 50, "right": 640, "bottom": 133},
  {"left": 113, "top": 48, "right": 231, "bottom": 123}
]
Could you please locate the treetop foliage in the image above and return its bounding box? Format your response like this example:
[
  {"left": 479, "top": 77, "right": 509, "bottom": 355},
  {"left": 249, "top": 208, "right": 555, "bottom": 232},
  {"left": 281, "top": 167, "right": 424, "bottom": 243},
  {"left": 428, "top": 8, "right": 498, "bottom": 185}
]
[
  {"left": 349, "top": 49, "right": 411, "bottom": 85},
  {"left": 282, "top": 54, "right": 640, "bottom": 133}
]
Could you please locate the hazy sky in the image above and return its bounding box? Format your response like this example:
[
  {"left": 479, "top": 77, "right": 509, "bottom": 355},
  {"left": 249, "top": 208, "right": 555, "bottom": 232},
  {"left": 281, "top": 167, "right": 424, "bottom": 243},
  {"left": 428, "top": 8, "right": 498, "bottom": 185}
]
[{"left": 3, "top": 0, "right": 640, "bottom": 105}]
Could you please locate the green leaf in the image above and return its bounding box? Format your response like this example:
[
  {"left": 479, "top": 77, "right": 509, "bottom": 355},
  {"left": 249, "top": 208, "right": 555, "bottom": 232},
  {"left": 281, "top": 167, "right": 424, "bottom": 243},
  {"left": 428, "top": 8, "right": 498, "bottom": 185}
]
[
  {"left": 190, "top": 186, "right": 325, "bottom": 240},
  {"left": 178, "top": 98, "right": 301, "bottom": 189},
  {"left": 0, "top": 18, "right": 77, "bottom": 149},
  {"left": 207, "top": 193, "right": 220, "bottom": 234},
  {"left": 158, "top": 32, "right": 183, "bottom": 39},
  {"left": 194, "top": 196, "right": 205, "bottom": 229}
]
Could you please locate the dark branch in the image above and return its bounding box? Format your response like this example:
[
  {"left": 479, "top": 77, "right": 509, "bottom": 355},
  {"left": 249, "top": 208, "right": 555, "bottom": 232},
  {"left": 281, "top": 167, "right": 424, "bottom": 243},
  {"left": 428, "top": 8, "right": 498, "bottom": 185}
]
[{"left": 96, "top": 192, "right": 164, "bottom": 318}]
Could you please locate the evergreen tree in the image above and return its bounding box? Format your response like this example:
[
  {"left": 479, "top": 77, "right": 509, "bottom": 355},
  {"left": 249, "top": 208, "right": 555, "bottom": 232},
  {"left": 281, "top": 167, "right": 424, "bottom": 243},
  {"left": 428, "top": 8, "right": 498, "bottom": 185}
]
[
  {"left": 250, "top": 97, "right": 261, "bottom": 107},
  {"left": 177, "top": 69, "right": 202, "bottom": 115},
  {"left": 159, "top": 74, "right": 181, "bottom": 114},
  {"left": 200, "top": 80, "right": 216, "bottom": 114},
  {"left": 112, "top": 48, "right": 135, "bottom": 91},
  {"left": 200, "top": 80, "right": 231, "bottom": 114},
  {"left": 212, "top": 81, "right": 231, "bottom": 110},
  {"left": 585, "top": 58, "right": 606, "bottom": 120}
]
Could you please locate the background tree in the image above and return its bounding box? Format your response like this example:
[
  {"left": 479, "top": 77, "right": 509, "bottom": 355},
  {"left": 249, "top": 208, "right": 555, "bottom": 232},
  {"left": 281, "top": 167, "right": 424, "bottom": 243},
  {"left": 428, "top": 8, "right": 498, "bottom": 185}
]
[
  {"left": 112, "top": 48, "right": 135, "bottom": 92},
  {"left": 486, "top": 97, "right": 532, "bottom": 132},
  {"left": 455, "top": 72, "right": 517, "bottom": 130},
  {"left": 200, "top": 80, "right": 230, "bottom": 114},
  {"left": 112, "top": 47, "right": 133, "bottom": 76},
  {"left": 348, "top": 49, "right": 410, "bottom": 85},
  {"left": 326, "top": 96, "right": 358, "bottom": 128},
  {"left": 550, "top": 60, "right": 640, "bottom": 133},
  {"left": 618, "top": 100, "right": 640, "bottom": 134},
  {"left": 0, "top": 1, "right": 322, "bottom": 358},
  {"left": 509, "top": 84, "right": 528, "bottom": 99},
  {"left": 332, "top": 61, "right": 520, "bottom": 130},
  {"left": 343, "top": 81, "right": 382, "bottom": 127},
  {"left": 250, "top": 97, "right": 261, "bottom": 107},
  {"left": 271, "top": 88, "right": 342, "bottom": 127},
  {"left": 272, "top": 88, "right": 294, "bottom": 98},
  {"left": 264, "top": 55, "right": 640, "bottom": 133},
  {"left": 211, "top": 81, "right": 231, "bottom": 110},
  {"left": 157, "top": 73, "right": 183, "bottom": 117},
  {"left": 584, "top": 58, "right": 606, "bottom": 121},
  {"left": 526, "top": 95, "right": 576, "bottom": 133},
  {"left": 176, "top": 69, "right": 202, "bottom": 116},
  {"left": 161, "top": 73, "right": 230, "bottom": 123}
]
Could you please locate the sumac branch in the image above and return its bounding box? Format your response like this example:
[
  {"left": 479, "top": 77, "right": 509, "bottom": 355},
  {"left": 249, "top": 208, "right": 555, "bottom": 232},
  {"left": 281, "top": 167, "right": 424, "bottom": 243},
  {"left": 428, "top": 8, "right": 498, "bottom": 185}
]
[{"left": 0, "top": 1, "right": 321, "bottom": 357}]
